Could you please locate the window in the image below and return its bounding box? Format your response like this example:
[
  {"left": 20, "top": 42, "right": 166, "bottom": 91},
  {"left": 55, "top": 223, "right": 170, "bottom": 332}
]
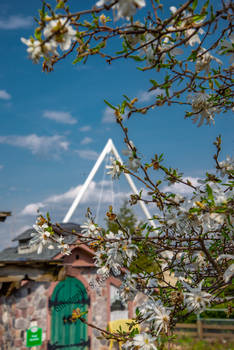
[{"left": 110, "top": 284, "right": 128, "bottom": 321}]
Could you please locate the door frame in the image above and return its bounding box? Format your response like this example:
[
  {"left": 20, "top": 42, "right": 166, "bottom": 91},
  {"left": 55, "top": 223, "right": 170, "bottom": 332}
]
[{"left": 47, "top": 270, "right": 93, "bottom": 348}]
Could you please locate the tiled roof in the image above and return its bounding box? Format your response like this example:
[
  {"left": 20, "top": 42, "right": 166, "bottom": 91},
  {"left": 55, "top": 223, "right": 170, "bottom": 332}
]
[
  {"left": 12, "top": 222, "right": 81, "bottom": 242},
  {"left": 0, "top": 222, "right": 81, "bottom": 262},
  {"left": 0, "top": 246, "right": 61, "bottom": 261}
]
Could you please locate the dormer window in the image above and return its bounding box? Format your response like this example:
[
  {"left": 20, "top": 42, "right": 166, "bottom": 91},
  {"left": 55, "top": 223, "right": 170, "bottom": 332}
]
[{"left": 18, "top": 239, "right": 38, "bottom": 254}]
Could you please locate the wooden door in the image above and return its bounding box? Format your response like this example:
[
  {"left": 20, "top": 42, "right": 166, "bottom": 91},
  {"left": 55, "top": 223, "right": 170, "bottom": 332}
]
[{"left": 48, "top": 276, "right": 90, "bottom": 350}]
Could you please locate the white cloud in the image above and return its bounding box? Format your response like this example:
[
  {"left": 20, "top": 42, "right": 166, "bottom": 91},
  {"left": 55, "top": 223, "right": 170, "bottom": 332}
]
[
  {"left": 102, "top": 107, "right": 115, "bottom": 123},
  {"left": 79, "top": 125, "right": 91, "bottom": 132},
  {"left": 0, "top": 15, "right": 32, "bottom": 29},
  {"left": 21, "top": 202, "right": 45, "bottom": 216},
  {"left": 43, "top": 110, "right": 77, "bottom": 125},
  {"left": 162, "top": 177, "right": 200, "bottom": 195},
  {"left": 0, "top": 90, "right": 11, "bottom": 100},
  {"left": 138, "top": 88, "right": 163, "bottom": 103},
  {"left": 99, "top": 180, "right": 112, "bottom": 187},
  {"left": 0, "top": 165, "right": 3, "bottom": 170},
  {"left": 46, "top": 185, "right": 81, "bottom": 204},
  {"left": 75, "top": 149, "right": 99, "bottom": 160},
  {"left": 0, "top": 134, "right": 69, "bottom": 156},
  {"left": 21, "top": 181, "right": 129, "bottom": 216},
  {"left": 81, "top": 137, "right": 93, "bottom": 145},
  {"left": 46, "top": 181, "right": 128, "bottom": 205}
]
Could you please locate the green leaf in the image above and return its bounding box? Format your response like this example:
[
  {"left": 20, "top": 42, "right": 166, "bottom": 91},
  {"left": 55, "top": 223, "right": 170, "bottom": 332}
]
[
  {"left": 72, "top": 56, "right": 84, "bottom": 64},
  {"left": 56, "top": 1, "right": 65, "bottom": 9},
  {"left": 129, "top": 55, "right": 145, "bottom": 62},
  {"left": 104, "top": 99, "right": 116, "bottom": 110},
  {"left": 91, "top": 12, "right": 98, "bottom": 20},
  {"left": 193, "top": 13, "right": 207, "bottom": 22},
  {"left": 34, "top": 29, "right": 42, "bottom": 41},
  {"left": 210, "top": 5, "right": 215, "bottom": 21},
  {"left": 150, "top": 79, "right": 158, "bottom": 87},
  {"left": 206, "top": 184, "right": 214, "bottom": 202},
  {"left": 115, "top": 49, "right": 126, "bottom": 55},
  {"left": 120, "top": 101, "right": 126, "bottom": 113},
  {"left": 39, "top": 2, "right": 46, "bottom": 19},
  {"left": 192, "top": 0, "right": 198, "bottom": 11},
  {"left": 203, "top": 0, "right": 210, "bottom": 11},
  {"left": 188, "top": 51, "right": 198, "bottom": 62},
  {"left": 123, "top": 94, "right": 130, "bottom": 102},
  {"left": 137, "top": 67, "right": 144, "bottom": 71},
  {"left": 214, "top": 79, "right": 221, "bottom": 88},
  {"left": 159, "top": 153, "right": 164, "bottom": 161}
]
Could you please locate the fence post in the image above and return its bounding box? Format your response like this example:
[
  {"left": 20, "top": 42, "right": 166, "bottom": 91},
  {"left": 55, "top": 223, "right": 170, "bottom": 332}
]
[{"left": 197, "top": 315, "right": 203, "bottom": 340}]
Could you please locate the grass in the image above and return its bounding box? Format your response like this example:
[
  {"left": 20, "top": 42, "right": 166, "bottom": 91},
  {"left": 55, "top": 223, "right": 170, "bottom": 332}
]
[{"left": 174, "top": 336, "right": 234, "bottom": 350}]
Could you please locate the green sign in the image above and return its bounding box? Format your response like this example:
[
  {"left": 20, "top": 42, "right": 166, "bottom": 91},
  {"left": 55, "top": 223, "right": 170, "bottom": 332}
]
[{"left": 26, "top": 326, "right": 42, "bottom": 347}]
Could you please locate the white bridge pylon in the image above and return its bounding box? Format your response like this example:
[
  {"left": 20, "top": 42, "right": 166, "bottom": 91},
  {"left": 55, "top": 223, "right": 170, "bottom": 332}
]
[{"left": 63, "top": 138, "right": 156, "bottom": 228}]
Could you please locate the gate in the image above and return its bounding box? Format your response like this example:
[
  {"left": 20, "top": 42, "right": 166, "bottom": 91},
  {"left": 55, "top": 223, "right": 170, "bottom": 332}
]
[{"left": 48, "top": 276, "right": 90, "bottom": 349}]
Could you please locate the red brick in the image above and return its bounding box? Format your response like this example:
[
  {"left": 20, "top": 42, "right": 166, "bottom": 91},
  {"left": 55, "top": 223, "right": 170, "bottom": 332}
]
[{"left": 14, "top": 339, "right": 22, "bottom": 347}]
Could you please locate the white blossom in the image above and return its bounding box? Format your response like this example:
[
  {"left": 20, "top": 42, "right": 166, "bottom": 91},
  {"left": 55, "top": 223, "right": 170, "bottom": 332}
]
[
  {"left": 106, "top": 158, "right": 122, "bottom": 179},
  {"left": 105, "top": 230, "right": 138, "bottom": 265},
  {"left": 95, "top": 243, "right": 122, "bottom": 276},
  {"left": 119, "top": 272, "right": 137, "bottom": 301},
  {"left": 96, "top": 0, "right": 145, "bottom": 20},
  {"left": 141, "top": 32, "right": 182, "bottom": 64},
  {"left": 169, "top": 6, "right": 205, "bottom": 47},
  {"left": 114, "top": 0, "right": 145, "bottom": 20},
  {"left": 223, "top": 264, "right": 234, "bottom": 283},
  {"left": 122, "top": 147, "right": 141, "bottom": 171},
  {"left": 182, "top": 280, "right": 212, "bottom": 314},
  {"left": 160, "top": 36, "right": 183, "bottom": 61},
  {"left": 43, "top": 19, "right": 76, "bottom": 51},
  {"left": 31, "top": 223, "right": 54, "bottom": 254},
  {"left": 142, "top": 34, "right": 157, "bottom": 62},
  {"left": 124, "top": 333, "right": 157, "bottom": 350},
  {"left": 96, "top": 0, "right": 114, "bottom": 7},
  {"left": 21, "top": 38, "right": 42, "bottom": 63},
  {"left": 57, "top": 236, "right": 72, "bottom": 255},
  {"left": 173, "top": 194, "right": 184, "bottom": 204},
  {"left": 122, "top": 238, "right": 138, "bottom": 264},
  {"left": 21, "top": 37, "right": 58, "bottom": 64},
  {"left": 218, "top": 156, "right": 234, "bottom": 177},
  {"left": 124, "top": 22, "right": 143, "bottom": 47},
  {"left": 96, "top": 265, "right": 110, "bottom": 276},
  {"left": 219, "top": 33, "right": 234, "bottom": 66},
  {"left": 187, "top": 92, "right": 216, "bottom": 127},
  {"left": 107, "top": 257, "right": 122, "bottom": 275},
  {"left": 185, "top": 28, "right": 205, "bottom": 47},
  {"left": 141, "top": 300, "right": 171, "bottom": 335},
  {"left": 106, "top": 230, "right": 124, "bottom": 241},
  {"left": 195, "top": 48, "right": 222, "bottom": 75},
  {"left": 193, "top": 252, "right": 206, "bottom": 268},
  {"left": 217, "top": 255, "right": 234, "bottom": 283},
  {"left": 81, "top": 219, "right": 99, "bottom": 237}
]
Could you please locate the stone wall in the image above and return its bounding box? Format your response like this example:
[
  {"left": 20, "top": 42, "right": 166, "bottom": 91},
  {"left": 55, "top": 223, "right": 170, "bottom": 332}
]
[
  {"left": 0, "top": 267, "right": 126, "bottom": 350},
  {"left": 80, "top": 267, "right": 109, "bottom": 350},
  {"left": 0, "top": 281, "right": 49, "bottom": 350}
]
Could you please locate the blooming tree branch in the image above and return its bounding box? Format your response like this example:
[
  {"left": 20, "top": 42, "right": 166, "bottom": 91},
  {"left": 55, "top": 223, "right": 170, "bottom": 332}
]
[{"left": 22, "top": 0, "right": 234, "bottom": 349}]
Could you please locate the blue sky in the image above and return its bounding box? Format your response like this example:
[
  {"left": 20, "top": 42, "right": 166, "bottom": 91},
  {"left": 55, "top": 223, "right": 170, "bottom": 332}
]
[{"left": 0, "top": 0, "right": 233, "bottom": 248}]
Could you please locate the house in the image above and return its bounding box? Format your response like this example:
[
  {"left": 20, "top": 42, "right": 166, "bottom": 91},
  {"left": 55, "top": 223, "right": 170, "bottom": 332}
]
[
  {"left": 0, "top": 212, "right": 11, "bottom": 222},
  {"left": 0, "top": 223, "right": 135, "bottom": 350}
]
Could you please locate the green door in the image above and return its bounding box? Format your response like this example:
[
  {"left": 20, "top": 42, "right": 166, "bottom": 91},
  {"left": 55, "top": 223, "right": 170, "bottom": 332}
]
[{"left": 49, "top": 276, "right": 89, "bottom": 350}]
